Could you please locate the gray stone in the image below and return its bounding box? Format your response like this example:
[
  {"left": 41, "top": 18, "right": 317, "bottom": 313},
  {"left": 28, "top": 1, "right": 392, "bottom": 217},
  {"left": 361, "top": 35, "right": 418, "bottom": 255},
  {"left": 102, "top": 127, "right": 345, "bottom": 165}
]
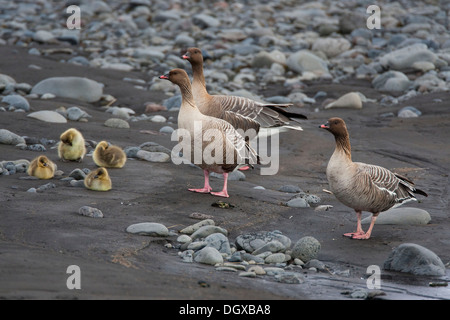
[
  {"left": 286, "top": 198, "right": 310, "bottom": 208},
  {"left": 235, "top": 230, "right": 291, "bottom": 253},
  {"left": 78, "top": 206, "right": 104, "bottom": 218},
  {"left": 265, "top": 253, "right": 288, "bottom": 264},
  {"left": 384, "top": 243, "right": 445, "bottom": 276},
  {"left": 286, "top": 50, "right": 329, "bottom": 75},
  {"left": 31, "top": 77, "right": 103, "bottom": 103},
  {"left": 274, "top": 272, "right": 305, "bottom": 284},
  {"left": 264, "top": 267, "right": 285, "bottom": 276},
  {"left": 204, "top": 233, "right": 231, "bottom": 255},
  {"left": 179, "top": 250, "right": 194, "bottom": 263},
  {"left": 312, "top": 37, "right": 351, "bottom": 58},
  {"left": 379, "top": 44, "right": 439, "bottom": 71},
  {"left": 159, "top": 126, "right": 174, "bottom": 134},
  {"left": 194, "top": 247, "right": 223, "bottom": 265},
  {"left": 362, "top": 208, "right": 431, "bottom": 225},
  {"left": 304, "top": 259, "right": 327, "bottom": 272},
  {"left": 136, "top": 150, "right": 170, "bottom": 162},
  {"left": 0, "top": 129, "right": 25, "bottom": 145},
  {"left": 398, "top": 109, "right": 419, "bottom": 118},
  {"left": 126, "top": 222, "right": 169, "bottom": 237},
  {"left": 67, "top": 107, "right": 90, "bottom": 121},
  {"left": 36, "top": 182, "right": 56, "bottom": 192},
  {"left": 27, "top": 110, "right": 67, "bottom": 123},
  {"left": 180, "top": 219, "right": 215, "bottom": 235},
  {"left": 372, "top": 71, "right": 411, "bottom": 92},
  {"left": 278, "top": 185, "right": 302, "bottom": 193},
  {"left": 69, "top": 169, "right": 86, "bottom": 180},
  {"left": 192, "top": 14, "right": 220, "bottom": 28},
  {"left": 1, "top": 95, "right": 30, "bottom": 111},
  {"left": 191, "top": 225, "right": 228, "bottom": 240},
  {"left": 104, "top": 118, "right": 130, "bottom": 129},
  {"left": 252, "top": 240, "right": 286, "bottom": 255},
  {"left": 33, "top": 30, "right": 56, "bottom": 43},
  {"left": 210, "top": 170, "right": 245, "bottom": 181},
  {"left": 123, "top": 146, "right": 140, "bottom": 158},
  {"left": 177, "top": 234, "right": 192, "bottom": 244},
  {"left": 291, "top": 236, "right": 321, "bottom": 262}
]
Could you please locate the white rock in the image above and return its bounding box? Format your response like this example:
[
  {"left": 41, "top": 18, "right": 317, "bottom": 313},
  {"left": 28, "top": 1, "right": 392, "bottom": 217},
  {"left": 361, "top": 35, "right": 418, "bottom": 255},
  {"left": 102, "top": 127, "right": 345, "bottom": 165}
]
[
  {"left": 126, "top": 222, "right": 169, "bottom": 236},
  {"left": 136, "top": 150, "right": 170, "bottom": 162},
  {"left": 324, "top": 92, "right": 362, "bottom": 109},
  {"left": 379, "top": 43, "right": 439, "bottom": 70},
  {"left": 151, "top": 115, "right": 166, "bottom": 123},
  {"left": 31, "top": 77, "right": 103, "bottom": 103},
  {"left": 27, "top": 110, "right": 67, "bottom": 123},
  {"left": 287, "top": 50, "right": 329, "bottom": 75},
  {"left": 312, "top": 37, "right": 351, "bottom": 58},
  {"left": 33, "top": 30, "right": 56, "bottom": 43}
]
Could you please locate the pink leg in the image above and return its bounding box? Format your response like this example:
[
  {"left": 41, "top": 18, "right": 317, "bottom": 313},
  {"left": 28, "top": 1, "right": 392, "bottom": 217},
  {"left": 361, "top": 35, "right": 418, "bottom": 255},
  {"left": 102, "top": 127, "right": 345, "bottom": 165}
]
[
  {"left": 351, "top": 215, "right": 377, "bottom": 240},
  {"left": 188, "top": 170, "right": 212, "bottom": 193},
  {"left": 343, "top": 211, "right": 365, "bottom": 238},
  {"left": 210, "top": 172, "right": 229, "bottom": 198}
]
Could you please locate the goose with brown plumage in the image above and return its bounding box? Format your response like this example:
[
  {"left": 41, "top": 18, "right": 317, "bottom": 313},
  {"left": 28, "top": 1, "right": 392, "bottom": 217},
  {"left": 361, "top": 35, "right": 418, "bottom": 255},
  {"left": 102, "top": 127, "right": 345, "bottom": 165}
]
[
  {"left": 182, "top": 47, "right": 307, "bottom": 137},
  {"left": 159, "top": 68, "right": 259, "bottom": 198},
  {"left": 320, "top": 117, "right": 427, "bottom": 240}
]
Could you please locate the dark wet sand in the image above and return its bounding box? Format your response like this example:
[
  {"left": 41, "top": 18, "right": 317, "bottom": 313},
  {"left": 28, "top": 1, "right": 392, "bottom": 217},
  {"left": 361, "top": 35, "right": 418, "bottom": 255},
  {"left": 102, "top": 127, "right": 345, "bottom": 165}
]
[{"left": 0, "top": 45, "right": 449, "bottom": 300}]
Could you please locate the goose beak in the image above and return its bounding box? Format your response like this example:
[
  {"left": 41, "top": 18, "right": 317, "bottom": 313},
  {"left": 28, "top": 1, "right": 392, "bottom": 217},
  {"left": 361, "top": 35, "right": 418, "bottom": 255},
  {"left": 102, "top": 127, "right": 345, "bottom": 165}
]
[
  {"left": 320, "top": 122, "right": 330, "bottom": 129},
  {"left": 182, "top": 52, "right": 189, "bottom": 59},
  {"left": 159, "top": 74, "right": 169, "bottom": 80}
]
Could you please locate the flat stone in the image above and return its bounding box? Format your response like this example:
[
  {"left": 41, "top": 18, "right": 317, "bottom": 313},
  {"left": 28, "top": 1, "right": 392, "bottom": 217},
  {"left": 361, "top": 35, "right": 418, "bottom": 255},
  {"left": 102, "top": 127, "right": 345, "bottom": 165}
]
[
  {"left": 191, "top": 225, "right": 228, "bottom": 240},
  {"left": 126, "top": 222, "right": 169, "bottom": 237},
  {"left": 179, "top": 219, "right": 215, "bottom": 235},
  {"left": 136, "top": 150, "right": 170, "bottom": 162},
  {"left": 362, "top": 208, "right": 431, "bottom": 225},
  {"left": 31, "top": 77, "right": 103, "bottom": 103},
  {"left": 27, "top": 110, "right": 67, "bottom": 123},
  {"left": 324, "top": 92, "right": 363, "bottom": 109},
  {"left": 275, "top": 272, "right": 305, "bottom": 284}
]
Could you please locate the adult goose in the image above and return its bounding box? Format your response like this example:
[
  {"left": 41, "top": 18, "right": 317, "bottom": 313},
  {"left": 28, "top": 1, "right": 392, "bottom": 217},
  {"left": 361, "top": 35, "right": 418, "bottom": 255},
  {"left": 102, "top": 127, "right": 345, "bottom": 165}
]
[
  {"left": 320, "top": 117, "right": 427, "bottom": 240},
  {"left": 182, "top": 47, "right": 307, "bottom": 137},
  {"left": 160, "top": 68, "right": 259, "bottom": 198}
]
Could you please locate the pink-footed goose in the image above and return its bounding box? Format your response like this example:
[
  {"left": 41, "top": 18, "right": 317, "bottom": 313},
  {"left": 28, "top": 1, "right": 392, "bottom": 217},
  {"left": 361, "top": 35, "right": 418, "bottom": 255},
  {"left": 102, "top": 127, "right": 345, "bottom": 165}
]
[
  {"left": 320, "top": 117, "right": 427, "bottom": 240},
  {"left": 182, "top": 47, "right": 307, "bottom": 136},
  {"left": 159, "top": 68, "right": 259, "bottom": 198}
]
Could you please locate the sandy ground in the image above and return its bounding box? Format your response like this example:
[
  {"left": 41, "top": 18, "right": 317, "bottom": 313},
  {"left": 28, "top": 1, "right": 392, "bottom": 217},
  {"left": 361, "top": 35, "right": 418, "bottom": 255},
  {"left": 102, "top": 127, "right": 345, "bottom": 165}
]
[{"left": 0, "top": 45, "right": 449, "bottom": 301}]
